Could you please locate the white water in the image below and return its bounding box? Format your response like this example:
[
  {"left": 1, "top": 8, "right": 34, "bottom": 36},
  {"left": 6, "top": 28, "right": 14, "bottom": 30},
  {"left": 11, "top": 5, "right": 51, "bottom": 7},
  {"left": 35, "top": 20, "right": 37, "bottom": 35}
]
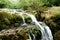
[
  {"left": 28, "top": 34, "right": 32, "bottom": 40},
  {"left": 25, "top": 13, "right": 53, "bottom": 40},
  {"left": 31, "top": 32, "right": 36, "bottom": 40},
  {"left": 39, "top": 22, "right": 53, "bottom": 40},
  {"left": 30, "top": 30, "right": 36, "bottom": 40},
  {"left": 3, "top": 9, "right": 53, "bottom": 40},
  {"left": 17, "top": 12, "right": 27, "bottom": 26}
]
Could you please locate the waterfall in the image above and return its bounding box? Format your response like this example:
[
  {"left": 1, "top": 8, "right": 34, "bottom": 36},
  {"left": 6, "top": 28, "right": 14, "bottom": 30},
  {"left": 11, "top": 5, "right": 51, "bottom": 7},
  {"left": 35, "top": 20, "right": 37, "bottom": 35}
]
[
  {"left": 17, "top": 12, "right": 27, "bottom": 26},
  {"left": 39, "top": 22, "right": 53, "bottom": 40},
  {"left": 25, "top": 13, "right": 53, "bottom": 40},
  {"left": 4, "top": 9, "right": 53, "bottom": 40}
]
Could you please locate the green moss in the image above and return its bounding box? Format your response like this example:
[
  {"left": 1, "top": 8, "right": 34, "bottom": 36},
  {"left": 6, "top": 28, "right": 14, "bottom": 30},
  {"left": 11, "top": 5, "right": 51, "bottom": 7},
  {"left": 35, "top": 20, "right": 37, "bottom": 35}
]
[{"left": 0, "top": 11, "right": 23, "bottom": 29}]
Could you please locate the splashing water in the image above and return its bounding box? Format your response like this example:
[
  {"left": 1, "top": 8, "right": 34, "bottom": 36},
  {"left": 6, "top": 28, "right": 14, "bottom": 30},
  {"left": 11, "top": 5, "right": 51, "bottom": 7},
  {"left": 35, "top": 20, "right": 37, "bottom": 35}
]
[{"left": 25, "top": 13, "right": 53, "bottom": 40}]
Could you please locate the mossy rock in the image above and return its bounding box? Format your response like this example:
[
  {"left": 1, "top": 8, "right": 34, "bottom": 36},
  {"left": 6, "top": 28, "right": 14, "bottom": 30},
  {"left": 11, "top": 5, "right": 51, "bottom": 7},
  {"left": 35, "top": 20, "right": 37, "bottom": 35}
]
[
  {"left": 0, "top": 10, "right": 22, "bottom": 29},
  {"left": 0, "top": 25, "right": 41, "bottom": 40}
]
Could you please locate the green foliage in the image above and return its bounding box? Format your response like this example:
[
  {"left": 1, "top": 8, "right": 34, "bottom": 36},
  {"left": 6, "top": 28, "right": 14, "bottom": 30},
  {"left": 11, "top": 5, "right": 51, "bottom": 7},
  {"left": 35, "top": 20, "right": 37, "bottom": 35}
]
[
  {"left": 44, "top": 0, "right": 60, "bottom": 6},
  {"left": 54, "top": 14, "right": 60, "bottom": 20},
  {"left": 53, "top": 0, "right": 60, "bottom": 6},
  {"left": 42, "top": 13, "right": 60, "bottom": 34},
  {"left": 0, "top": 11, "right": 13, "bottom": 28},
  {"left": 0, "top": 11, "right": 22, "bottom": 29},
  {"left": 0, "top": 11, "right": 13, "bottom": 19},
  {"left": 0, "top": 0, "right": 60, "bottom": 9},
  {"left": 10, "top": 14, "right": 22, "bottom": 26},
  {"left": 0, "top": 0, "right": 47, "bottom": 9},
  {"left": 53, "top": 13, "right": 60, "bottom": 27}
]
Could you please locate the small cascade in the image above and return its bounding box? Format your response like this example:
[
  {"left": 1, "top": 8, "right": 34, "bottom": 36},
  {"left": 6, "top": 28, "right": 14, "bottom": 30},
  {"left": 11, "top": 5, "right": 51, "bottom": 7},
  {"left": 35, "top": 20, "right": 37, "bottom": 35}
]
[
  {"left": 18, "top": 12, "right": 27, "bottom": 26},
  {"left": 2, "top": 9, "right": 53, "bottom": 40},
  {"left": 28, "top": 29, "right": 36, "bottom": 40},
  {"left": 39, "top": 22, "right": 53, "bottom": 40},
  {"left": 28, "top": 34, "right": 32, "bottom": 40},
  {"left": 31, "top": 32, "right": 36, "bottom": 40},
  {"left": 25, "top": 13, "right": 53, "bottom": 40}
]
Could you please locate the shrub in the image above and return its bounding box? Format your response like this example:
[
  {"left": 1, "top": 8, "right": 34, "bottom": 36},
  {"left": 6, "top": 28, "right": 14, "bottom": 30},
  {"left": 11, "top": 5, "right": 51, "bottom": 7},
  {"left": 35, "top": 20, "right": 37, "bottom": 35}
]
[
  {"left": 0, "top": 11, "right": 22, "bottom": 29},
  {"left": 0, "top": 11, "right": 13, "bottom": 28}
]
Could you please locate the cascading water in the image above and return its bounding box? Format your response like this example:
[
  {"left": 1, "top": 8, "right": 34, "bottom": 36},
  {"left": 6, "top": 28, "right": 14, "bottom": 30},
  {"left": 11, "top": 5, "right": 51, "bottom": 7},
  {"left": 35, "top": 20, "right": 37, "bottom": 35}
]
[
  {"left": 30, "top": 31, "right": 36, "bottom": 40},
  {"left": 28, "top": 34, "right": 32, "bottom": 40},
  {"left": 4, "top": 9, "right": 53, "bottom": 40},
  {"left": 25, "top": 13, "right": 53, "bottom": 40},
  {"left": 19, "top": 12, "right": 27, "bottom": 26},
  {"left": 39, "top": 22, "right": 53, "bottom": 40}
]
